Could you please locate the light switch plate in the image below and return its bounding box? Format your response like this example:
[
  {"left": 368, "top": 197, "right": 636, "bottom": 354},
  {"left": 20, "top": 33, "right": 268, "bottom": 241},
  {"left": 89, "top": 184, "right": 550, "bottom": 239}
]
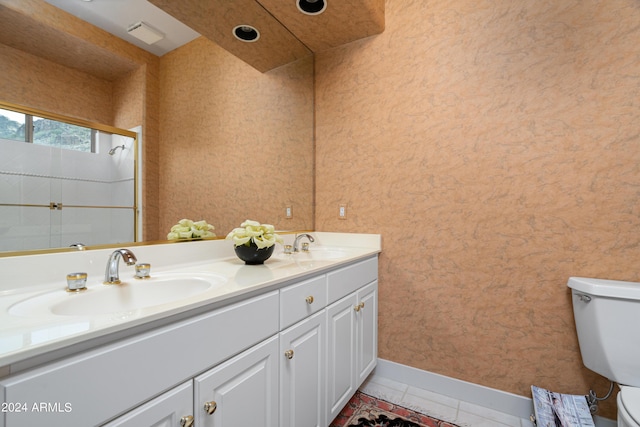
[{"left": 338, "top": 204, "right": 347, "bottom": 220}]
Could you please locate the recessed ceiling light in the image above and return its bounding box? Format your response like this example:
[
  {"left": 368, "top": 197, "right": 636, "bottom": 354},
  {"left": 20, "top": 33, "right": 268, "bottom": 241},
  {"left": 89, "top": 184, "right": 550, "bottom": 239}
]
[
  {"left": 297, "top": 0, "right": 326, "bottom": 15},
  {"left": 233, "top": 25, "right": 260, "bottom": 42}
]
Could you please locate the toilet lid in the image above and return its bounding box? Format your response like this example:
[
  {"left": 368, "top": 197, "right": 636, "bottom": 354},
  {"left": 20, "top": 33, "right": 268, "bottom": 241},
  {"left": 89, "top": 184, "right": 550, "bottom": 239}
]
[{"left": 621, "top": 387, "right": 640, "bottom": 424}]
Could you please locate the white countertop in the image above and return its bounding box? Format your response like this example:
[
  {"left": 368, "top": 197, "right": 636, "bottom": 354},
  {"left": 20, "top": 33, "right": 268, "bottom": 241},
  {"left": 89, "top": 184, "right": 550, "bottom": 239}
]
[{"left": 0, "top": 232, "right": 381, "bottom": 376}]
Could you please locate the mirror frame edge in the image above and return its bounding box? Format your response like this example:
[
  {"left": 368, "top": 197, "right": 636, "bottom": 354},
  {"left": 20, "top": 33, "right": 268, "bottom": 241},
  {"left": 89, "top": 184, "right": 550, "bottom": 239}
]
[{"left": 0, "top": 230, "right": 314, "bottom": 258}]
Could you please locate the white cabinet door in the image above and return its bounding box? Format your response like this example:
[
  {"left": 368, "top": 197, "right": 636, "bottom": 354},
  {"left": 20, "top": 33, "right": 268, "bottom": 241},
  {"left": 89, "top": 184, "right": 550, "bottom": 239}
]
[
  {"left": 102, "top": 381, "right": 194, "bottom": 427},
  {"left": 357, "top": 281, "right": 378, "bottom": 385},
  {"left": 326, "top": 280, "right": 378, "bottom": 422},
  {"left": 280, "top": 310, "right": 326, "bottom": 427},
  {"left": 326, "top": 292, "right": 358, "bottom": 421},
  {"left": 194, "top": 335, "right": 279, "bottom": 427}
]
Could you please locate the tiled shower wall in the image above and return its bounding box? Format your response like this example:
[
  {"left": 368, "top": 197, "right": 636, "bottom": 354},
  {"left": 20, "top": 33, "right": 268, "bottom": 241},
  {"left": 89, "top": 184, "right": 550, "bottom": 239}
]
[
  {"left": 315, "top": 0, "right": 640, "bottom": 419},
  {"left": 0, "top": 134, "right": 135, "bottom": 251}
]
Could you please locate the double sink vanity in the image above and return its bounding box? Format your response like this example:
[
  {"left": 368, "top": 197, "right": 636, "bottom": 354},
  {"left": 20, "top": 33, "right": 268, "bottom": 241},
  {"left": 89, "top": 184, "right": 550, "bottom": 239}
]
[{"left": 0, "top": 232, "right": 381, "bottom": 427}]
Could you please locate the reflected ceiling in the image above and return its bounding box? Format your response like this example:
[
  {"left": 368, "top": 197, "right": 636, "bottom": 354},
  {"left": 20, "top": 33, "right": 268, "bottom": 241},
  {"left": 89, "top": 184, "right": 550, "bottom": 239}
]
[{"left": 43, "top": 0, "right": 199, "bottom": 56}]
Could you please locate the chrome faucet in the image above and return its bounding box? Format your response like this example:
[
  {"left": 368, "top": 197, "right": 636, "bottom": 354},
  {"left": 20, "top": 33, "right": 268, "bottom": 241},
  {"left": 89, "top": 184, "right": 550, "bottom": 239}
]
[
  {"left": 293, "top": 234, "right": 315, "bottom": 252},
  {"left": 104, "top": 248, "right": 137, "bottom": 284}
]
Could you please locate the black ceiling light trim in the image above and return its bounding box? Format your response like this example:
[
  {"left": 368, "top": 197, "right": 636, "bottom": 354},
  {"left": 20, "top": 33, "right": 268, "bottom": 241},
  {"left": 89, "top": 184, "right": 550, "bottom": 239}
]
[
  {"left": 233, "top": 25, "right": 260, "bottom": 42},
  {"left": 297, "top": 0, "right": 326, "bottom": 15}
]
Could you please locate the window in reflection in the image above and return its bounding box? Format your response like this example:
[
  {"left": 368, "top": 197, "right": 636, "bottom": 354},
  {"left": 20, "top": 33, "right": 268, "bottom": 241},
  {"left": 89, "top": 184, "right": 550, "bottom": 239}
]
[
  {"left": 32, "top": 116, "right": 95, "bottom": 152},
  {"left": 0, "top": 108, "right": 96, "bottom": 152},
  {"left": 0, "top": 108, "right": 26, "bottom": 142}
]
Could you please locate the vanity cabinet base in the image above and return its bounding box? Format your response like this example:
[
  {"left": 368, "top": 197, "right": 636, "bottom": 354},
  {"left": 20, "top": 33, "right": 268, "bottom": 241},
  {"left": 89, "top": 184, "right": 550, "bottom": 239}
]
[{"left": 0, "top": 256, "right": 378, "bottom": 427}]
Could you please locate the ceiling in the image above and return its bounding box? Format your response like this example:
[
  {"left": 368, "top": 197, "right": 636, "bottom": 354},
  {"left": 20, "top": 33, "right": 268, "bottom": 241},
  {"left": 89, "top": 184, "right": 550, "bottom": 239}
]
[
  {"left": 29, "top": 0, "right": 384, "bottom": 73},
  {"left": 43, "top": 0, "right": 200, "bottom": 56}
]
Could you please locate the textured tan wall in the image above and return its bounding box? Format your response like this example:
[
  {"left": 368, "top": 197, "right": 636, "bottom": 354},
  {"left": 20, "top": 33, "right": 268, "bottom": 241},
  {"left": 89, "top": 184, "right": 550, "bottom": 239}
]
[
  {"left": 158, "top": 37, "right": 314, "bottom": 237},
  {"left": 113, "top": 67, "right": 144, "bottom": 130},
  {"left": 140, "top": 62, "right": 162, "bottom": 241},
  {"left": 315, "top": 0, "right": 640, "bottom": 418},
  {"left": 0, "top": 43, "right": 114, "bottom": 124}
]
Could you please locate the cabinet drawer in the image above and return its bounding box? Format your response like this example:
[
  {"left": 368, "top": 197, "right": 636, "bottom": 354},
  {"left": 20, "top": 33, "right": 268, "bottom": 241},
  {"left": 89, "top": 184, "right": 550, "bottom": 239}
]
[
  {"left": 327, "top": 257, "right": 378, "bottom": 304},
  {"left": 280, "top": 275, "right": 327, "bottom": 329},
  {"left": 0, "top": 291, "right": 279, "bottom": 427}
]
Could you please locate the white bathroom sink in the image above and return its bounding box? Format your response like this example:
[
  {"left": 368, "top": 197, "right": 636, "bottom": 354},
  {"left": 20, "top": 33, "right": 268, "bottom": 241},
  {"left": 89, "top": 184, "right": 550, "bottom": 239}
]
[
  {"left": 273, "top": 246, "right": 355, "bottom": 270},
  {"left": 301, "top": 247, "right": 353, "bottom": 260},
  {"left": 277, "top": 246, "right": 353, "bottom": 261},
  {"left": 9, "top": 273, "right": 227, "bottom": 318}
]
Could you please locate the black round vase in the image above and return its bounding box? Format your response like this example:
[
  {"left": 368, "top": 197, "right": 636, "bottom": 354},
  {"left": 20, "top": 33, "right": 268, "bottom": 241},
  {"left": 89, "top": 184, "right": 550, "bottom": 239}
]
[{"left": 234, "top": 242, "right": 275, "bottom": 265}]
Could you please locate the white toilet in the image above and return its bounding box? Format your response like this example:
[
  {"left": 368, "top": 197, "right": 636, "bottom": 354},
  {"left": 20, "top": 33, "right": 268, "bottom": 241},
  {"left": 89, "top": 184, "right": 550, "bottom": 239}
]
[{"left": 568, "top": 276, "right": 640, "bottom": 427}]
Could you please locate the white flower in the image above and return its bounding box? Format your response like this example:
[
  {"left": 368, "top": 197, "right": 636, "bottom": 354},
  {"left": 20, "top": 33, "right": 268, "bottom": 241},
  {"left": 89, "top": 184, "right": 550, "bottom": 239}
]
[
  {"left": 167, "top": 219, "right": 216, "bottom": 240},
  {"left": 225, "top": 220, "right": 283, "bottom": 248}
]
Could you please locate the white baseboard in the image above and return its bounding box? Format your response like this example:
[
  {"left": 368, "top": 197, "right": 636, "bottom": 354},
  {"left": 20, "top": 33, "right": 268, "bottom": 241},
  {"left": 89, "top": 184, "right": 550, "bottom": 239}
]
[{"left": 373, "top": 359, "right": 616, "bottom": 427}]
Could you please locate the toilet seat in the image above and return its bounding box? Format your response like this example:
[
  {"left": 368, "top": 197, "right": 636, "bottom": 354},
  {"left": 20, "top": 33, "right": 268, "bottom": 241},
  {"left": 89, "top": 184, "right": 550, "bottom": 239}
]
[{"left": 619, "top": 386, "right": 640, "bottom": 427}]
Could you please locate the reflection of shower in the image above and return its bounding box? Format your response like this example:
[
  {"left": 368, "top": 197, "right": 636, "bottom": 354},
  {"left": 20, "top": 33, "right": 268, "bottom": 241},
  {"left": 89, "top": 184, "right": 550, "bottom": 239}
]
[{"left": 108, "top": 144, "right": 126, "bottom": 155}]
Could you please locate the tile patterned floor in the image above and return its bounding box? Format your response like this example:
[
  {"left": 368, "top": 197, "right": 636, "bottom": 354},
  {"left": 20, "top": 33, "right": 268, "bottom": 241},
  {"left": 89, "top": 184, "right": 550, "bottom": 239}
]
[{"left": 359, "top": 373, "right": 536, "bottom": 427}]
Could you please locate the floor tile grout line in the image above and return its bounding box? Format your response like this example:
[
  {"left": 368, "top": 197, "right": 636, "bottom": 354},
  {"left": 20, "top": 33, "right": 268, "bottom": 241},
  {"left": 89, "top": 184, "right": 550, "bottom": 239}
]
[
  {"left": 395, "top": 384, "right": 520, "bottom": 427},
  {"left": 363, "top": 374, "right": 534, "bottom": 427}
]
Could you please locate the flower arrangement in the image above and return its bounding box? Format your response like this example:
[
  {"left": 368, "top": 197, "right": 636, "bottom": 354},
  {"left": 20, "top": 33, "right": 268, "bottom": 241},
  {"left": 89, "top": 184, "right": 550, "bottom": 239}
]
[
  {"left": 226, "top": 220, "right": 283, "bottom": 249},
  {"left": 167, "top": 219, "right": 216, "bottom": 240}
]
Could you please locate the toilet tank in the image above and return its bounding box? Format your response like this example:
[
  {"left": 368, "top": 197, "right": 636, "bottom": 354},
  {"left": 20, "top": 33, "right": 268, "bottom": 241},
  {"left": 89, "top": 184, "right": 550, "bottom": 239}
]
[{"left": 568, "top": 277, "right": 640, "bottom": 387}]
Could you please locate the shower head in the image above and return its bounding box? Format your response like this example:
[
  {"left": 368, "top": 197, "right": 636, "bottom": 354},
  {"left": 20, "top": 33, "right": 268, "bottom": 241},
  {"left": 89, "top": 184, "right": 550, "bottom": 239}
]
[{"left": 108, "top": 144, "right": 126, "bottom": 155}]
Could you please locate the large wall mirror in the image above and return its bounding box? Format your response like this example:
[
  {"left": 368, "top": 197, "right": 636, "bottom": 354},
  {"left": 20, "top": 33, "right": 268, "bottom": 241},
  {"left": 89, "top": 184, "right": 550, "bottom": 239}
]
[{"left": 0, "top": 0, "right": 315, "bottom": 256}]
